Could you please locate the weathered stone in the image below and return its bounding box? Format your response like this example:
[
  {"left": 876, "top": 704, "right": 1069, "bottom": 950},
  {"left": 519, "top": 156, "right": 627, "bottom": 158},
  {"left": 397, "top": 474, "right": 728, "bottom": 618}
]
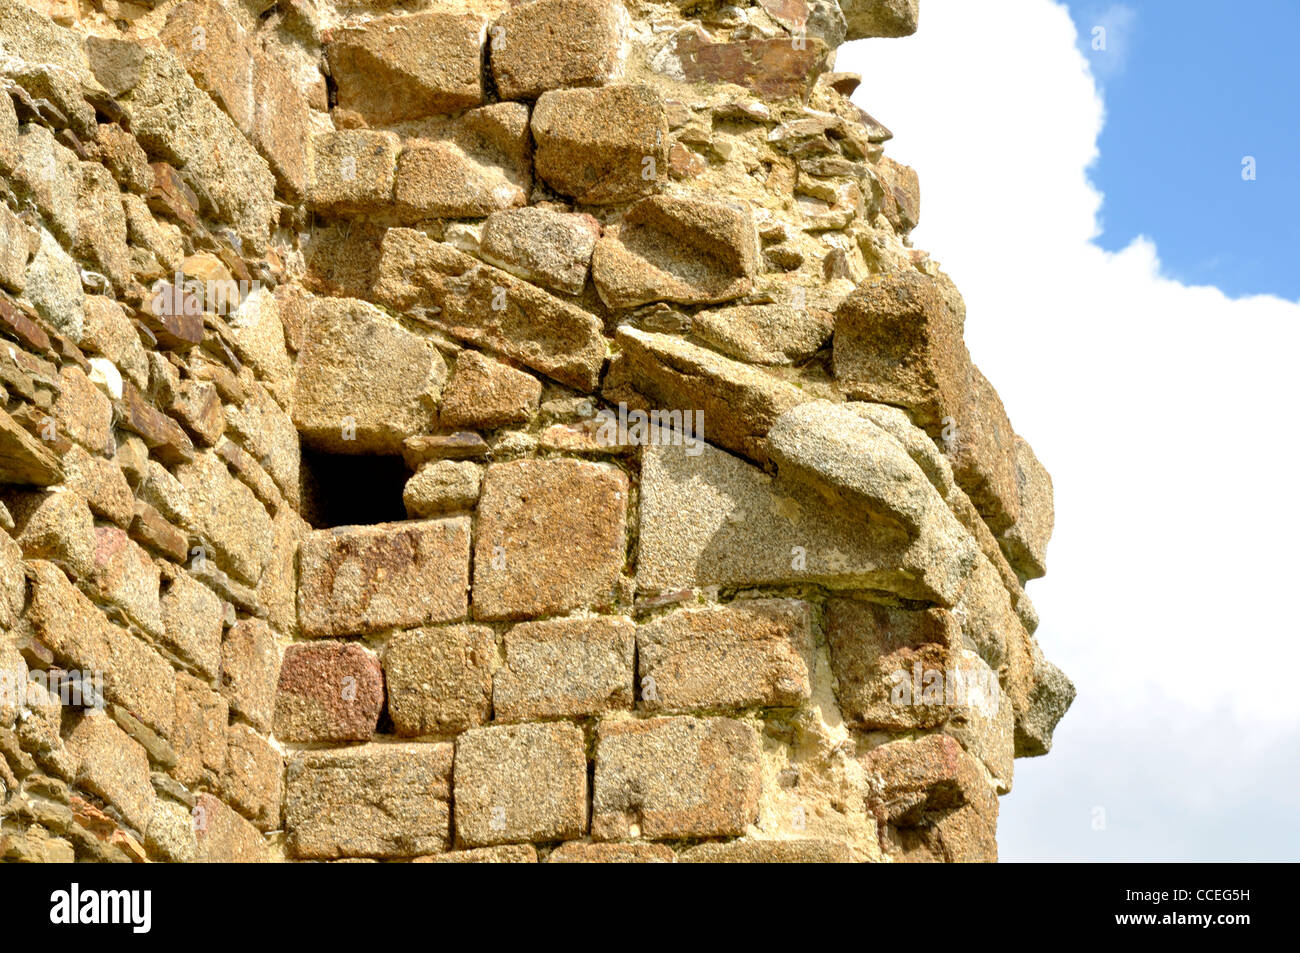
[
  {"left": 637, "top": 437, "right": 974, "bottom": 605},
  {"left": 394, "top": 134, "right": 528, "bottom": 221},
  {"left": 638, "top": 600, "right": 814, "bottom": 712},
  {"left": 479, "top": 207, "right": 600, "bottom": 295},
  {"left": 605, "top": 327, "right": 801, "bottom": 465},
  {"left": 24, "top": 229, "right": 84, "bottom": 341},
  {"left": 274, "top": 641, "right": 385, "bottom": 743},
  {"left": 692, "top": 302, "right": 833, "bottom": 366},
  {"left": 193, "top": 792, "right": 269, "bottom": 862},
  {"left": 383, "top": 625, "right": 493, "bottom": 736},
  {"left": 66, "top": 712, "right": 155, "bottom": 832},
  {"left": 74, "top": 161, "right": 131, "bottom": 288},
  {"left": 89, "top": 122, "right": 153, "bottom": 194},
  {"left": 548, "top": 841, "right": 675, "bottom": 863},
  {"left": 490, "top": 0, "right": 627, "bottom": 100},
  {"left": 832, "top": 270, "right": 969, "bottom": 429},
  {"left": 493, "top": 616, "right": 634, "bottom": 721},
  {"left": 0, "top": 205, "right": 32, "bottom": 293},
  {"left": 60, "top": 448, "right": 131, "bottom": 529},
  {"left": 679, "top": 838, "right": 855, "bottom": 863},
  {"left": 670, "top": 27, "right": 832, "bottom": 101},
  {"left": 593, "top": 196, "right": 758, "bottom": 309},
  {"left": 825, "top": 597, "right": 960, "bottom": 730},
  {"left": 286, "top": 743, "right": 453, "bottom": 859},
  {"left": 173, "top": 673, "right": 228, "bottom": 789},
  {"left": 841, "top": 0, "right": 919, "bottom": 41},
  {"left": 222, "top": 723, "right": 282, "bottom": 830},
  {"left": 403, "top": 460, "right": 483, "bottom": 517},
  {"left": 24, "top": 561, "right": 175, "bottom": 739},
  {"left": 222, "top": 383, "right": 300, "bottom": 505},
  {"left": 159, "top": 570, "right": 225, "bottom": 681},
  {"left": 402, "top": 432, "right": 490, "bottom": 467},
  {"left": 532, "top": 86, "right": 667, "bottom": 205},
  {"left": 12, "top": 126, "right": 81, "bottom": 250},
  {"left": 875, "top": 155, "right": 921, "bottom": 233},
  {"left": 251, "top": 47, "right": 310, "bottom": 200},
  {"left": 175, "top": 452, "right": 273, "bottom": 585},
  {"left": 593, "top": 715, "right": 761, "bottom": 840},
  {"left": 308, "top": 130, "right": 400, "bottom": 215},
  {"left": 1007, "top": 632, "right": 1075, "bottom": 758},
  {"left": 997, "top": 436, "right": 1053, "bottom": 581},
  {"left": 298, "top": 518, "right": 470, "bottom": 636},
  {"left": 145, "top": 799, "right": 198, "bottom": 862},
  {"left": 81, "top": 296, "right": 148, "bottom": 391},
  {"left": 947, "top": 365, "right": 1021, "bottom": 535},
  {"left": 160, "top": 0, "right": 255, "bottom": 134},
  {"left": 219, "top": 618, "right": 280, "bottom": 733},
  {"left": 326, "top": 12, "right": 485, "bottom": 125},
  {"left": 439, "top": 350, "right": 541, "bottom": 429},
  {"left": 89, "top": 526, "right": 163, "bottom": 639},
  {"left": 0, "top": 407, "right": 63, "bottom": 485},
  {"left": 473, "top": 460, "right": 627, "bottom": 620},
  {"left": 454, "top": 722, "right": 587, "bottom": 847},
  {"left": 119, "top": 383, "right": 196, "bottom": 466},
  {"left": 170, "top": 379, "right": 225, "bottom": 447},
  {"left": 372, "top": 228, "right": 607, "bottom": 392},
  {"left": 52, "top": 366, "right": 112, "bottom": 452},
  {"left": 292, "top": 296, "right": 445, "bottom": 454}
]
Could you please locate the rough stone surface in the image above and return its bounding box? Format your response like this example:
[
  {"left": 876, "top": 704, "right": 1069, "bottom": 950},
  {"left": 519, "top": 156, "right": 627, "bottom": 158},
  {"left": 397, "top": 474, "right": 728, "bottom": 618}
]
[
  {"left": 454, "top": 722, "right": 588, "bottom": 847},
  {"left": 472, "top": 460, "right": 627, "bottom": 620},
  {"left": 593, "top": 716, "right": 762, "bottom": 840},
  {"left": 479, "top": 207, "right": 600, "bottom": 295},
  {"left": 298, "top": 519, "right": 471, "bottom": 637},
  {"left": 490, "top": 0, "right": 626, "bottom": 100},
  {"left": 493, "top": 616, "right": 635, "bottom": 721},
  {"left": 439, "top": 350, "right": 541, "bottom": 430},
  {"left": 403, "top": 461, "right": 483, "bottom": 517},
  {"left": 274, "top": 642, "right": 385, "bottom": 743},
  {"left": 219, "top": 618, "right": 280, "bottom": 734},
  {"left": 384, "top": 625, "right": 494, "bottom": 736}
]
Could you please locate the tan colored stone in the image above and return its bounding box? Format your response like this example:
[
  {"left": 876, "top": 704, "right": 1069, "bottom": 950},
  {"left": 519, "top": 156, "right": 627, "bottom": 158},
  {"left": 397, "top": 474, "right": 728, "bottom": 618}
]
[
  {"left": 418, "top": 845, "right": 538, "bottom": 863},
  {"left": 998, "top": 435, "right": 1053, "bottom": 581},
  {"left": 637, "top": 600, "right": 814, "bottom": 712},
  {"left": 173, "top": 673, "right": 228, "bottom": 789},
  {"left": 548, "top": 841, "right": 675, "bottom": 863},
  {"left": 298, "top": 518, "right": 471, "bottom": 637},
  {"left": 454, "top": 722, "right": 588, "bottom": 847},
  {"left": 670, "top": 27, "right": 832, "bottom": 101},
  {"left": 490, "top": 0, "right": 627, "bottom": 100},
  {"left": 947, "top": 365, "right": 1021, "bottom": 535},
  {"left": 479, "top": 207, "right": 600, "bottom": 295},
  {"left": 394, "top": 137, "right": 528, "bottom": 220},
  {"left": 159, "top": 569, "right": 224, "bottom": 681},
  {"left": 61, "top": 445, "right": 134, "bottom": 528},
  {"left": 403, "top": 460, "right": 483, "bottom": 517},
  {"left": 532, "top": 85, "right": 667, "bottom": 205},
  {"left": 679, "top": 838, "right": 855, "bottom": 862},
  {"left": 842, "top": 0, "right": 919, "bottom": 41},
  {"left": 473, "top": 459, "right": 628, "bottom": 620},
  {"left": 222, "top": 723, "right": 282, "bottom": 831},
  {"left": 175, "top": 452, "right": 273, "bottom": 585},
  {"left": 89, "top": 526, "right": 163, "bottom": 639},
  {"left": 384, "top": 625, "right": 494, "bottom": 736},
  {"left": 692, "top": 302, "right": 833, "bottom": 366},
  {"left": 439, "top": 350, "right": 541, "bottom": 429},
  {"left": 593, "top": 715, "right": 761, "bottom": 840},
  {"left": 493, "top": 616, "right": 634, "bottom": 721},
  {"left": 66, "top": 712, "right": 155, "bottom": 832},
  {"left": 327, "top": 12, "right": 486, "bottom": 125},
  {"left": 53, "top": 365, "right": 111, "bottom": 453},
  {"left": 292, "top": 296, "right": 445, "bottom": 454},
  {"left": 193, "top": 792, "right": 269, "bottom": 862},
  {"left": 219, "top": 618, "right": 280, "bottom": 734},
  {"left": 286, "top": 743, "right": 453, "bottom": 859},
  {"left": 308, "top": 130, "right": 400, "bottom": 215}
]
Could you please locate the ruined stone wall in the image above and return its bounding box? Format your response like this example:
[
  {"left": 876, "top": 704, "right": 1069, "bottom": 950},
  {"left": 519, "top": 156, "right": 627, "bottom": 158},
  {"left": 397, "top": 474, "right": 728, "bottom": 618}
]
[{"left": 0, "top": 0, "right": 1073, "bottom": 863}]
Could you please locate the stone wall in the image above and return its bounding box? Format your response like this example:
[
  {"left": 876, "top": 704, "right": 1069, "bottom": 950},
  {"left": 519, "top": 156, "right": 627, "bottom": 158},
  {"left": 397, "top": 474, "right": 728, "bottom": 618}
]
[{"left": 0, "top": 0, "right": 1073, "bottom": 863}]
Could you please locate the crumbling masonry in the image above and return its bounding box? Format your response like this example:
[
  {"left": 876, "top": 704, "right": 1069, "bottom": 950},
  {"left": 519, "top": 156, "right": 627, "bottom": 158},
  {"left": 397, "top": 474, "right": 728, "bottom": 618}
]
[{"left": 0, "top": 0, "right": 1073, "bottom": 863}]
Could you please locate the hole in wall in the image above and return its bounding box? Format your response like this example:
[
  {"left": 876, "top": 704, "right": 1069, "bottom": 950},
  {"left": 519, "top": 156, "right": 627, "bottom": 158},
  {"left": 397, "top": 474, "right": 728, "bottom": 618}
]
[{"left": 299, "top": 449, "right": 411, "bottom": 529}]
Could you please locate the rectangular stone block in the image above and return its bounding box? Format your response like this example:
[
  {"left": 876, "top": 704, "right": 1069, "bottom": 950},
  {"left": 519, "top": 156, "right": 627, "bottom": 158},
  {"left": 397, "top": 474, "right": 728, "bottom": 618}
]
[
  {"left": 592, "top": 715, "right": 761, "bottom": 840},
  {"left": 219, "top": 618, "right": 280, "bottom": 733},
  {"left": 454, "top": 722, "right": 588, "bottom": 847},
  {"left": 222, "top": 722, "right": 283, "bottom": 831},
  {"left": 175, "top": 452, "right": 274, "bottom": 586},
  {"left": 472, "top": 460, "right": 627, "bottom": 620},
  {"left": 548, "top": 841, "right": 675, "bottom": 863},
  {"left": 637, "top": 599, "right": 814, "bottom": 712},
  {"left": 285, "top": 743, "right": 453, "bottom": 859},
  {"left": 998, "top": 434, "right": 1053, "bottom": 581},
  {"left": 274, "top": 641, "right": 385, "bottom": 743},
  {"left": 308, "top": 130, "right": 400, "bottom": 216},
  {"left": 489, "top": 0, "right": 626, "bottom": 100},
  {"left": 298, "top": 517, "right": 470, "bottom": 637},
  {"left": 384, "top": 625, "right": 494, "bottom": 735},
  {"left": 66, "top": 711, "right": 155, "bottom": 833},
  {"left": 173, "top": 672, "right": 228, "bottom": 789},
  {"left": 493, "top": 616, "right": 634, "bottom": 721}
]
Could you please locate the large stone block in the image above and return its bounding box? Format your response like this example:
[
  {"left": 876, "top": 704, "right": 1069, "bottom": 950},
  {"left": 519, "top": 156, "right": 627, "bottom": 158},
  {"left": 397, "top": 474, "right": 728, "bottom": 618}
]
[
  {"left": 372, "top": 228, "right": 607, "bottom": 392},
  {"left": 66, "top": 712, "right": 155, "bottom": 833},
  {"left": 308, "top": 130, "right": 400, "bottom": 216},
  {"left": 841, "top": 0, "right": 919, "bottom": 41},
  {"left": 285, "top": 743, "right": 453, "bottom": 859},
  {"left": 222, "top": 722, "right": 283, "bottom": 830},
  {"left": 997, "top": 435, "right": 1054, "bottom": 581},
  {"left": 669, "top": 27, "right": 832, "bottom": 101},
  {"left": 274, "top": 641, "right": 385, "bottom": 743},
  {"left": 637, "top": 600, "right": 814, "bottom": 712},
  {"left": 478, "top": 206, "right": 600, "bottom": 296},
  {"left": 947, "top": 365, "right": 1021, "bottom": 535},
  {"left": 193, "top": 792, "right": 269, "bottom": 862},
  {"left": 219, "top": 618, "right": 280, "bottom": 734},
  {"left": 438, "top": 350, "right": 541, "bottom": 430},
  {"left": 489, "top": 0, "right": 627, "bottom": 100},
  {"left": 472, "top": 460, "right": 628, "bottom": 620},
  {"left": 532, "top": 85, "right": 667, "bottom": 205},
  {"left": 298, "top": 518, "right": 471, "bottom": 637},
  {"left": 493, "top": 616, "right": 634, "bottom": 721},
  {"left": 173, "top": 673, "right": 228, "bottom": 789},
  {"left": 175, "top": 452, "right": 274, "bottom": 585},
  {"left": 454, "top": 722, "right": 588, "bottom": 847},
  {"left": 326, "top": 12, "right": 486, "bottom": 125},
  {"left": 592, "top": 196, "right": 759, "bottom": 309},
  {"left": 384, "top": 625, "right": 494, "bottom": 736},
  {"left": 636, "top": 425, "right": 975, "bottom": 606},
  {"left": 593, "top": 715, "right": 761, "bottom": 839},
  {"left": 293, "top": 296, "right": 445, "bottom": 454}
]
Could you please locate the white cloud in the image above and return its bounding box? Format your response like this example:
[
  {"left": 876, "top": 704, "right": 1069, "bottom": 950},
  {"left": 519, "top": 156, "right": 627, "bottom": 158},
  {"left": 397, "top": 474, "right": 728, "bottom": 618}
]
[{"left": 839, "top": 0, "right": 1300, "bottom": 861}]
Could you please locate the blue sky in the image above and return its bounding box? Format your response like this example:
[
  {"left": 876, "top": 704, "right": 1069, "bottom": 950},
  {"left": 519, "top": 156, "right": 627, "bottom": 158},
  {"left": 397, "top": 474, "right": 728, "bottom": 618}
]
[{"left": 1068, "top": 0, "right": 1300, "bottom": 299}]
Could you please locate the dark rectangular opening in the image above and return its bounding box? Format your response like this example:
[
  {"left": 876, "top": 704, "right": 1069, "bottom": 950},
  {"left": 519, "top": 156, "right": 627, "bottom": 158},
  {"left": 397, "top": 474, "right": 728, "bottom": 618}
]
[{"left": 300, "top": 449, "right": 412, "bottom": 529}]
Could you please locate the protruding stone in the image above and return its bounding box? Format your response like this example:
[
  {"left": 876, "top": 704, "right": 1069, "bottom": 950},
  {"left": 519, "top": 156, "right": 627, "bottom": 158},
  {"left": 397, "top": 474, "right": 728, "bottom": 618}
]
[
  {"left": 403, "top": 460, "right": 483, "bottom": 517},
  {"left": 298, "top": 518, "right": 472, "bottom": 637},
  {"left": 438, "top": 350, "right": 541, "bottom": 430},
  {"left": 308, "top": 130, "right": 400, "bottom": 215},
  {"left": 222, "top": 723, "right": 282, "bottom": 831},
  {"left": 454, "top": 722, "right": 588, "bottom": 847},
  {"left": 479, "top": 207, "right": 600, "bottom": 295},
  {"left": 998, "top": 435, "right": 1054, "bottom": 581},
  {"left": 592, "top": 196, "right": 758, "bottom": 309},
  {"left": 274, "top": 642, "right": 385, "bottom": 743},
  {"left": 160, "top": 569, "right": 224, "bottom": 681},
  {"left": 65, "top": 712, "right": 155, "bottom": 832},
  {"left": 472, "top": 460, "right": 628, "bottom": 620},
  {"left": 669, "top": 27, "right": 832, "bottom": 101},
  {"left": 593, "top": 715, "right": 761, "bottom": 840},
  {"left": 532, "top": 86, "right": 667, "bottom": 205},
  {"left": 692, "top": 302, "right": 833, "bottom": 365},
  {"left": 841, "top": 0, "right": 919, "bottom": 41}
]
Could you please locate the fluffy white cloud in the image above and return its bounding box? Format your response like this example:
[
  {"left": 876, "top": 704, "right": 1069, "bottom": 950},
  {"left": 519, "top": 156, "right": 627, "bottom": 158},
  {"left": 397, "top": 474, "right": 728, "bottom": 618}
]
[{"left": 840, "top": 0, "right": 1300, "bottom": 860}]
